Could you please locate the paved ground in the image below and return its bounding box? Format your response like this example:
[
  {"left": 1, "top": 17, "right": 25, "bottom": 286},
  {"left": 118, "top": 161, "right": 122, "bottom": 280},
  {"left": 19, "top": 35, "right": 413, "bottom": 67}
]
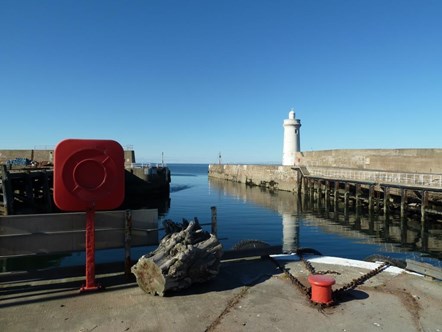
[{"left": 1, "top": 256, "right": 441, "bottom": 332}]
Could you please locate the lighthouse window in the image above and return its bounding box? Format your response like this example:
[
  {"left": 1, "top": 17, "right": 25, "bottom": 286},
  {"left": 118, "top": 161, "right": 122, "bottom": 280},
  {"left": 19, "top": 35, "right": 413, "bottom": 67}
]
[{"left": 295, "top": 129, "right": 298, "bottom": 134}]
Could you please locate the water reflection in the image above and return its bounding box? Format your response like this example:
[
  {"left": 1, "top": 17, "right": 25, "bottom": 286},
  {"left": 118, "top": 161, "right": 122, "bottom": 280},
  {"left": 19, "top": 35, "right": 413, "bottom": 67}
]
[
  {"left": 209, "top": 177, "right": 301, "bottom": 253},
  {"left": 208, "top": 177, "right": 442, "bottom": 262},
  {"left": 307, "top": 191, "right": 442, "bottom": 261},
  {"left": 122, "top": 193, "right": 170, "bottom": 216},
  {"left": 281, "top": 211, "right": 300, "bottom": 253}
]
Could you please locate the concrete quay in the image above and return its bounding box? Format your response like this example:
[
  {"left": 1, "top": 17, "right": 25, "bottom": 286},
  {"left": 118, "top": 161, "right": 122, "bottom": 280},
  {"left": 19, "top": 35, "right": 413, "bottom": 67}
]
[
  {"left": 208, "top": 149, "right": 442, "bottom": 220},
  {"left": 1, "top": 256, "right": 441, "bottom": 332},
  {"left": 209, "top": 148, "right": 442, "bottom": 191}
]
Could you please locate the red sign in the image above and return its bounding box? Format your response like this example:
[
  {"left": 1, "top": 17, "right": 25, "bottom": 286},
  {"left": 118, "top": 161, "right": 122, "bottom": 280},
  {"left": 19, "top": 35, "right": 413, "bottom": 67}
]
[{"left": 54, "top": 139, "right": 125, "bottom": 211}]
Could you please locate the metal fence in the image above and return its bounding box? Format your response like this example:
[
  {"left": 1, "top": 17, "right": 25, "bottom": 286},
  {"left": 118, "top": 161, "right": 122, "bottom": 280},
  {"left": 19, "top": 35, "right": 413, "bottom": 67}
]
[{"left": 307, "top": 166, "right": 442, "bottom": 188}]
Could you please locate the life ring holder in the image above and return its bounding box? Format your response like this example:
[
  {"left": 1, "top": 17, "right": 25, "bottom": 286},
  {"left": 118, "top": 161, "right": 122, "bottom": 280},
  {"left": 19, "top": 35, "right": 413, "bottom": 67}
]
[{"left": 61, "top": 148, "right": 118, "bottom": 205}]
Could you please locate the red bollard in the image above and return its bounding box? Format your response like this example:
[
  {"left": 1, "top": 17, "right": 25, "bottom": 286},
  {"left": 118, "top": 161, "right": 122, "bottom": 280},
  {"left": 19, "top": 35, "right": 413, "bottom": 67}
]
[{"left": 308, "top": 274, "right": 335, "bottom": 304}]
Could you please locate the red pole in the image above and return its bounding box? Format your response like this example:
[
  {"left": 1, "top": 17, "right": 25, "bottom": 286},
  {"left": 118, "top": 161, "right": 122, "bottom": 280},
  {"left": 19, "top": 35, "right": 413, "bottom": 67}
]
[{"left": 80, "top": 208, "right": 101, "bottom": 292}]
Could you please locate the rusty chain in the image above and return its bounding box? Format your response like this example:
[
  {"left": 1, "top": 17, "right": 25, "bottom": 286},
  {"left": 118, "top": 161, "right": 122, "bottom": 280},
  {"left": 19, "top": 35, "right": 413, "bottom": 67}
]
[
  {"left": 299, "top": 254, "right": 342, "bottom": 276},
  {"left": 269, "top": 255, "right": 390, "bottom": 307},
  {"left": 268, "top": 256, "right": 311, "bottom": 300},
  {"left": 333, "top": 261, "right": 390, "bottom": 297}
]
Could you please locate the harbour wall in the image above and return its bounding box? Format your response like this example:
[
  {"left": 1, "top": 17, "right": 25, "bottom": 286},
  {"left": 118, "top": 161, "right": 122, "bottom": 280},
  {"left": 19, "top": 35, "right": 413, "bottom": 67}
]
[
  {"left": 298, "top": 149, "right": 442, "bottom": 174},
  {"left": 208, "top": 164, "right": 298, "bottom": 192},
  {"left": 0, "top": 149, "right": 136, "bottom": 166},
  {"left": 208, "top": 149, "right": 442, "bottom": 193}
]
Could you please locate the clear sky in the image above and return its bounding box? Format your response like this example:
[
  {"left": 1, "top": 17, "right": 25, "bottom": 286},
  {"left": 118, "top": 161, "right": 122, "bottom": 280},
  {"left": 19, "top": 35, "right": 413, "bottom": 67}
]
[{"left": 1, "top": 0, "right": 441, "bottom": 164}]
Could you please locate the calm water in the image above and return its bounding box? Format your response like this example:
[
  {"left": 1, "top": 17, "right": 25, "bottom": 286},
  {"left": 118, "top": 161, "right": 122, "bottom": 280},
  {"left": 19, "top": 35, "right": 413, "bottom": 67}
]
[
  {"left": 158, "top": 164, "right": 441, "bottom": 267},
  {"left": 133, "top": 164, "right": 440, "bottom": 266},
  {"left": 6, "top": 163, "right": 441, "bottom": 270}
]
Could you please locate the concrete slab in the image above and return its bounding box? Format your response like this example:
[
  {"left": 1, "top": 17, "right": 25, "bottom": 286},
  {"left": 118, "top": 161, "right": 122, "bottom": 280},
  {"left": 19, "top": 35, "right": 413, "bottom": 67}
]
[{"left": 0, "top": 257, "right": 441, "bottom": 332}]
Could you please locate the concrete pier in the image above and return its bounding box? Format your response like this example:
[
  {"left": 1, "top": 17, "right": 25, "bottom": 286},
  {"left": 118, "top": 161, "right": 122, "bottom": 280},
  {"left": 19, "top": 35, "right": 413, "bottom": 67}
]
[
  {"left": 208, "top": 164, "right": 298, "bottom": 192},
  {"left": 1, "top": 256, "right": 441, "bottom": 332},
  {"left": 208, "top": 148, "right": 442, "bottom": 222}
]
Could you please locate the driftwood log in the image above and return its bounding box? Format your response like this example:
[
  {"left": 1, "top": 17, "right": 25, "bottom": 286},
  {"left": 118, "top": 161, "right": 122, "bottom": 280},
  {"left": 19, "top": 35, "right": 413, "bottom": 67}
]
[{"left": 131, "top": 219, "right": 223, "bottom": 296}]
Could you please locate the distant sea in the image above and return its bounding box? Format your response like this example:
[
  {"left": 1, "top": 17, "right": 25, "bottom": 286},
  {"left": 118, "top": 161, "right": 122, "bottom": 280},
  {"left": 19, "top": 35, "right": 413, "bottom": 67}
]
[{"left": 46, "top": 163, "right": 442, "bottom": 269}]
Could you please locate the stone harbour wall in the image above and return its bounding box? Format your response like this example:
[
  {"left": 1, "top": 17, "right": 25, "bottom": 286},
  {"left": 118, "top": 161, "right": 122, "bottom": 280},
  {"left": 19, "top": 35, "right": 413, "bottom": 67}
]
[
  {"left": 209, "top": 149, "right": 442, "bottom": 193},
  {"left": 208, "top": 164, "right": 298, "bottom": 192},
  {"left": 298, "top": 149, "right": 442, "bottom": 174}
]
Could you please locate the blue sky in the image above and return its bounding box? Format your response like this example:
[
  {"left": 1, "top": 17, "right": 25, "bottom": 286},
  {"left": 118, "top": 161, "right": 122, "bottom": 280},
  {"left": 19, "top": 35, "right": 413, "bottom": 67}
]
[{"left": 1, "top": 0, "right": 441, "bottom": 164}]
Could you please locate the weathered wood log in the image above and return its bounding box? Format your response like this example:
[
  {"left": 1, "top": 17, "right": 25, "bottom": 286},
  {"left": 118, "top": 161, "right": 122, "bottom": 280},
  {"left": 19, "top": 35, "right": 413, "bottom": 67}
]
[{"left": 131, "top": 219, "right": 223, "bottom": 296}]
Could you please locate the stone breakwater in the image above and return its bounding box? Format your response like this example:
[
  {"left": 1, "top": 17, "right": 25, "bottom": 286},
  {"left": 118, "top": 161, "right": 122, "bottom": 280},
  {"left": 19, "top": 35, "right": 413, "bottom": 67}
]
[
  {"left": 298, "top": 149, "right": 442, "bottom": 174},
  {"left": 208, "top": 149, "right": 442, "bottom": 194},
  {"left": 208, "top": 164, "right": 298, "bottom": 192}
]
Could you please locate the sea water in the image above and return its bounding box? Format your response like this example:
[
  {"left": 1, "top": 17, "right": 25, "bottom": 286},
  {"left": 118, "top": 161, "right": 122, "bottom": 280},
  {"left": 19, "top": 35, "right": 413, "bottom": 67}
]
[
  {"left": 18, "top": 163, "right": 441, "bottom": 270},
  {"left": 133, "top": 164, "right": 441, "bottom": 267}
]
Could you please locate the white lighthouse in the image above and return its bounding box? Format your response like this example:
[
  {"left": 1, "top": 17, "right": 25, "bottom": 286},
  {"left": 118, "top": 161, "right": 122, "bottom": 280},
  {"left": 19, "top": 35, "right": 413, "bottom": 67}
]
[{"left": 282, "top": 109, "right": 301, "bottom": 166}]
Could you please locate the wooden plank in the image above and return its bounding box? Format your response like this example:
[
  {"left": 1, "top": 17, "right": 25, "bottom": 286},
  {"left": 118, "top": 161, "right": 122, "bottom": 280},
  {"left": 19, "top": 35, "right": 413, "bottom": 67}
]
[
  {"left": 355, "top": 183, "right": 361, "bottom": 208},
  {"left": 0, "top": 209, "right": 158, "bottom": 257},
  {"left": 384, "top": 186, "right": 390, "bottom": 216},
  {"left": 406, "top": 259, "right": 442, "bottom": 280},
  {"left": 368, "top": 185, "right": 374, "bottom": 213},
  {"left": 211, "top": 206, "right": 217, "bottom": 236},
  {"left": 333, "top": 181, "right": 339, "bottom": 207},
  {"left": 400, "top": 188, "right": 406, "bottom": 218},
  {"left": 421, "top": 190, "right": 428, "bottom": 224}
]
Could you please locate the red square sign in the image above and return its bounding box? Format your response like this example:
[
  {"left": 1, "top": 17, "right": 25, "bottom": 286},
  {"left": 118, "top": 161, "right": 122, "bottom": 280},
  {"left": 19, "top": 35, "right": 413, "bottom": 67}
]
[{"left": 54, "top": 139, "right": 125, "bottom": 211}]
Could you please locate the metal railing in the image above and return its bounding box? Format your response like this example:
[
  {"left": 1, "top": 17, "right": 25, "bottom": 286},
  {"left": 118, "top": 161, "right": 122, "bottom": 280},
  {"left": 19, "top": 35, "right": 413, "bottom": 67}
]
[
  {"left": 306, "top": 166, "right": 442, "bottom": 188},
  {"left": 128, "top": 163, "right": 167, "bottom": 169}
]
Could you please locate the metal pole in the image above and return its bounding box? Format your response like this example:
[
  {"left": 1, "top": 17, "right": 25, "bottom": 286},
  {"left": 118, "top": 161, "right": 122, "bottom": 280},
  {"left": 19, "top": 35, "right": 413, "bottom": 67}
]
[{"left": 81, "top": 209, "right": 101, "bottom": 292}]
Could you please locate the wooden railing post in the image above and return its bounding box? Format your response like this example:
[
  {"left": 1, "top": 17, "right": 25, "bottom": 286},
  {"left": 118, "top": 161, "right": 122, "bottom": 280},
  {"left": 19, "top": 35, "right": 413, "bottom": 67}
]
[{"left": 211, "top": 206, "right": 217, "bottom": 236}]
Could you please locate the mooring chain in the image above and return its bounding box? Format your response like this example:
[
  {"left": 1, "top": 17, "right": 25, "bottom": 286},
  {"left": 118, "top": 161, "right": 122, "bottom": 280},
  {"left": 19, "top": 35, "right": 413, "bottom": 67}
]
[
  {"left": 333, "top": 261, "right": 390, "bottom": 297},
  {"left": 299, "top": 254, "right": 341, "bottom": 276},
  {"left": 269, "top": 256, "right": 335, "bottom": 308},
  {"left": 268, "top": 256, "right": 311, "bottom": 299},
  {"left": 269, "top": 255, "right": 391, "bottom": 307}
]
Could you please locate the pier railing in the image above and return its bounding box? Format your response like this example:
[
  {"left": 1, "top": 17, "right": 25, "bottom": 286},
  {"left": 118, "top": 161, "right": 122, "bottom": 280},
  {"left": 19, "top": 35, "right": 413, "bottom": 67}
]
[
  {"left": 128, "top": 163, "right": 167, "bottom": 169},
  {"left": 306, "top": 166, "right": 442, "bottom": 189}
]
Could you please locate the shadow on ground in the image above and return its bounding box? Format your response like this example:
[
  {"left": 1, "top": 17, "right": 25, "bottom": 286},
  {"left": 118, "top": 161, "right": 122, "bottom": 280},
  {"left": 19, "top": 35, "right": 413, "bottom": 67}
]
[{"left": 0, "top": 257, "right": 279, "bottom": 307}]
